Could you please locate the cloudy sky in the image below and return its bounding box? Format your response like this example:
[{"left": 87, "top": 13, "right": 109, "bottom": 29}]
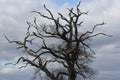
[{"left": 0, "top": 0, "right": 120, "bottom": 80}]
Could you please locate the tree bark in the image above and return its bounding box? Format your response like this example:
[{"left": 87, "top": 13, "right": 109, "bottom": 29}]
[{"left": 68, "top": 62, "right": 76, "bottom": 80}]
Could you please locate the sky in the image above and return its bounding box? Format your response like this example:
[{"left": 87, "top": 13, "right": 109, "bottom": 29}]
[{"left": 0, "top": 0, "right": 120, "bottom": 80}]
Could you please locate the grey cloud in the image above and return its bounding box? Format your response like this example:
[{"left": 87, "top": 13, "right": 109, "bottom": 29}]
[
  {"left": 0, "top": 0, "right": 59, "bottom": 80},
  {"left": 0, "top": 0, "right": 120, "bottom": 80}
]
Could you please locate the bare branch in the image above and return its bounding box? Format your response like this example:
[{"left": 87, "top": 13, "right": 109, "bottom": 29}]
[{"left": 5, "top": 1, "right": 111, "bottom": 80}]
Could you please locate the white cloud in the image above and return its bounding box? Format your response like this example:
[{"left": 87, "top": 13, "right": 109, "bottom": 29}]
[
  {"left": 0, "top": 65, "right": 34, "bottom": 80},
  {"left": 0, "top": 0, "right": 120, "bottom": 80},
  {"left": 1, "top": 67, "right": 17, "bottom": 74}
]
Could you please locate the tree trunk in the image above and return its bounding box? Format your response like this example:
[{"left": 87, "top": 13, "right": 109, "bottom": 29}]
[{"left": 68, "top": 64, "right": 76, "bottom": 80}]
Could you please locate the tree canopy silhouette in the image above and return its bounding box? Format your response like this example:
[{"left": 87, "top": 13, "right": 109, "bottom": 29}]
[{"left": 5, "top": 1, "right": 111, "bottom": 80}]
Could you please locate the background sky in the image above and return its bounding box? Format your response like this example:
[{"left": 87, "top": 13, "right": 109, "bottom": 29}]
[{"left": 0, "top": 0, "right": 120, "bottom": 80}]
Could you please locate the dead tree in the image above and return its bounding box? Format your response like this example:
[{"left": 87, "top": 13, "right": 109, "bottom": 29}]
[{"left": 5, "top": 1, "right": 111, "bottom": 80}]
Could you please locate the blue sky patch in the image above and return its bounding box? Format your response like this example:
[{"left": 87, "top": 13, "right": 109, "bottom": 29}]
[{"left": 50, "top": 0, "right": 93, "bottom": 6}]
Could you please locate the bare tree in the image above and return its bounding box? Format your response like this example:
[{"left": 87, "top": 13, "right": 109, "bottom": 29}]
[{"left": 5, "top": 1, "right": 111, "bottom": 80}]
